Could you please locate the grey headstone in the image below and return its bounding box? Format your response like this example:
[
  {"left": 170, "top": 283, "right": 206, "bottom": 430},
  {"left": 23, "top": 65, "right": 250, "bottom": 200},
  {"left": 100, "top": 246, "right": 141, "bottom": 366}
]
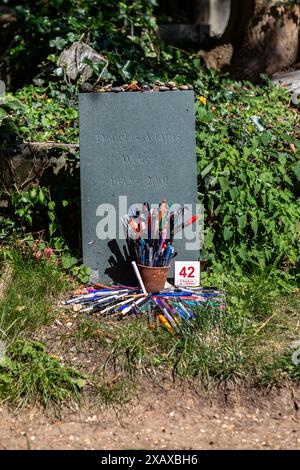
[{"left": 79, "top": 91, "right": 198, "bottom": 284}]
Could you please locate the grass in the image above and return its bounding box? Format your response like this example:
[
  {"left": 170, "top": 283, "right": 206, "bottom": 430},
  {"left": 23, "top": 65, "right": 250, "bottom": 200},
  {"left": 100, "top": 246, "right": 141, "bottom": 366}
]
[
  {"left": 0, "top": 246, "right": 299, "bottom": 409},
  {"left": 92, "top": 314, "right": 250, "bottom": 384},
  {"left": 0, "top": 247, "right": 84, "bottom": 408},
  {"left": 0, "top": 340, "right": 85, "bottom": 407},
  {"left": 68, "top": 264, "right": 300, "bottom": 389},
  {"left": 225, "top": 267, "right": 279, "bottom": 320},
  {"left": 70, "top": 318, "right": 114, "bottom": 347},
  {"left": 93, "top": 376, "right": 136, "bottom": 406},
  {"left": 0, "top": 248, "right": 68, "bottom": 341},
  {"left": 69, "top": 297, "right": 300, "bottom": 390}
]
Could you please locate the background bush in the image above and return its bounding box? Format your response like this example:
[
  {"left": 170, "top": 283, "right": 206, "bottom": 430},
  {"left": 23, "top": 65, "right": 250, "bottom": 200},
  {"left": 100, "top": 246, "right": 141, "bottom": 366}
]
[{"left": 1, "top": 1, "right": 299, "bottom": 286}]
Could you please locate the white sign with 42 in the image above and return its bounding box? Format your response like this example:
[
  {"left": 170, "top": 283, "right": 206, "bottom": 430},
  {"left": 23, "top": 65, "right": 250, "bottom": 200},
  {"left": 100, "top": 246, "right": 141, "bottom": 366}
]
[{"left": 175, "top": 261, "right": 200, "bottom": 287}]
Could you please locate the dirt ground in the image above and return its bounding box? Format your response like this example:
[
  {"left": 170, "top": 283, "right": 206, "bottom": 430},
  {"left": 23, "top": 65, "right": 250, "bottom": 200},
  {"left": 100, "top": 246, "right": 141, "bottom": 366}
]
[
  {"left": 1, "top": 287, "right": 299, "bottom": 450},
  {"left": 1, "top": 383, "right": 300, "bottom": 450}
]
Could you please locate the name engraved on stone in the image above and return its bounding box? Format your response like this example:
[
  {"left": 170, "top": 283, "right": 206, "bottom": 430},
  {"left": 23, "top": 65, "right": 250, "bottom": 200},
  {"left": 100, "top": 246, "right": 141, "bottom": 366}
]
[
  {"left": 145, "top": 133, "right": 181, "bottom": 142},
  {"left": 96, "top": 132, "right": 182, "bottom": 144}
]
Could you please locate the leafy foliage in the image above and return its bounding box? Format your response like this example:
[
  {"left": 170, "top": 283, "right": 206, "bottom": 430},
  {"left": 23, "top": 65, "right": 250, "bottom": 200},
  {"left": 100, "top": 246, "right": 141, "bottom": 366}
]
[
  {"left": 2, "top": 73, "right": 299, "bottom": 285},
  {"left": 1, "top": 2, "right": 300, "bottom": 287},
  {"left": 2, "top": 187, "right": 90, "bottom": 282},
  {"left": 194, "top": 73, "right": 300, "bottom": 281},
  {"left": 1, "top": 0, "right": 162, "bottom": 89},
  {"left": 12, "top": 84, "right": 78, "bottom": 142}
]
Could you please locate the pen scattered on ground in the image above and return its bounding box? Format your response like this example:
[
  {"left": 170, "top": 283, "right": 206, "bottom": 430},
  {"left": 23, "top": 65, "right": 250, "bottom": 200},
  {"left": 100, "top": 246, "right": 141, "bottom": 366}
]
[{"left": 63, "top": 282, "right": 225, "bottom": 336}]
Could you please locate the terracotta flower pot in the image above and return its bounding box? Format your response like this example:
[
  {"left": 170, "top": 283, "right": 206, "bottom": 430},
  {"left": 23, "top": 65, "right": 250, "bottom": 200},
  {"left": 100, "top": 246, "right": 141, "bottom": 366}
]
[{"left": 137, "top": 264, "right": 170, "bottom": 293}]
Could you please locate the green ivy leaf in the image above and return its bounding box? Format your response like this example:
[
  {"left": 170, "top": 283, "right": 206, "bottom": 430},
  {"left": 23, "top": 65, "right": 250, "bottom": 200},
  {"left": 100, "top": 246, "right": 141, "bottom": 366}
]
[
  {"left": 15, "top": 208, "right": 26, "bottom": 218},
  {"left": 38, "top": 189, "right": 46, "bottom": 205},
  {"left": 61, "top": 254, "right": 78, "bottom": 270},
  {"left": 25, "top": 214, "right": 32, "bottom": 225},
  {"left": 260, "top": 132, "right": 271, "bottom": 146},
  {"left": 197, "top": 107, "right": 214, "bottom": 123},
  {"left": 201, "top": 162, "right": 214, "bottom": 178},
  {"left": 223, "top": 226, "right": 233, "bottom": 241},
  {"left": 48, "top": 211, "right": 55, "bottom": 222},
  {"left": 219, "top": 176, "right": 229, "bottom": 193},
  {"left": 29, "top": 188, "right": 38, "bottom": 200},
  {"left": 237, "top": 214, "right": 247, "bottom": 230},
  {"left": 251, "top": 218, "right": 258, "bottom": 236},
  {"left": 293, "top": 161, "right": 300, "bottom": 182}
]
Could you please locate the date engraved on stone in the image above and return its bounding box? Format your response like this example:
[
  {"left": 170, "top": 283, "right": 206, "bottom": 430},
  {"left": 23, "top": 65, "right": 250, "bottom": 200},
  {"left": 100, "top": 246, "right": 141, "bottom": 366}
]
[
  {"left": 147, "top": 176, "right": 168, "bottom": 185},
  {"left": 110, "top": 176, "right": 133, "bottom": 186}
]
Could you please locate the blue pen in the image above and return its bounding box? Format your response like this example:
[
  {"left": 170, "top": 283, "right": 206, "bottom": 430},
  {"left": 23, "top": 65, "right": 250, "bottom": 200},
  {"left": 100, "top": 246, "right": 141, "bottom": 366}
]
[
  {"left": 101, "top": 295, "right": 138, "bottom": 315},
  {"left": 161, "top": 244, "right": 170, "bottom": 266},
  {"left": 67, "top": 288, "right": 133, "bottom": 303},
  {"left": 180, "top": 300, "right": 195, "bottom": 318},
  {"left": 86, "top": 288, "right": 114, "bottom": 293},
  {"left": 175, "top": 306, "right": 191, "bottom": 323},
  {"left": 178, "top": 288, "right": 221, "bottom": 298},
  {"left": 81, "top": 289, "right": 138, "bottom": 309},
  {"left": 152, "top": 251, "right": 159, "bottom": 267},
  {"left": 80, "top": 295, "right": 119, "bottom": 313},
  {"left": 65, "top": 289, "right": 115, "bottom": 304},
  {"left": 140, "top": 239, "right": 145, "bottom": 265},
  {"left": 163, "top": 244, "right": 173, "bottom": 266},
  {"left": 145, "top": 242, "right": 149, "bottom": 266},
  {"left": 155, "top": 292, "right": 193, "bottom": 298}
]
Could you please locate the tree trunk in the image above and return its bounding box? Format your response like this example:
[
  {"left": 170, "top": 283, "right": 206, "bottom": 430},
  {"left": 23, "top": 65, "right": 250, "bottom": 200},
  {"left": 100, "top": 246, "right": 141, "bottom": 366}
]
[{"left": 231, "top": 0, "right": 300, "bottom": 81}]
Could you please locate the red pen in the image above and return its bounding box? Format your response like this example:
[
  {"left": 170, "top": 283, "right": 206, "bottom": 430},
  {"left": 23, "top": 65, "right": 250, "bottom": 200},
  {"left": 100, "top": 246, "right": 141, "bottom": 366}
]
[{"left": 174, "top": 214, "right": 198, "bottom": 234}]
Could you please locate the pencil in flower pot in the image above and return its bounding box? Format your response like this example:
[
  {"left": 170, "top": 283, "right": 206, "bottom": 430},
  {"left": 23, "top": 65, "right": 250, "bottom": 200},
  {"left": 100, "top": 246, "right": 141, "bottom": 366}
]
[{"left": 121, "top": 199, "right": 199, "bottom": 267}]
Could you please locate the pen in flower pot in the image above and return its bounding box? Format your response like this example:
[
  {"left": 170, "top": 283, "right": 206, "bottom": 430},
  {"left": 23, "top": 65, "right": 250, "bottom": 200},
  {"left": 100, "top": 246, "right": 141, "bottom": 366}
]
[{"left": 174, "top": 214, "right": 198, "bottom": 234}]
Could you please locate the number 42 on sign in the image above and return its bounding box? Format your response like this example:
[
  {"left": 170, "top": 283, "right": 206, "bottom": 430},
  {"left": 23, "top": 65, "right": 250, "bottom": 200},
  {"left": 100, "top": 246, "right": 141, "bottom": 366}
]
[{"left": 175, "top": 261, "right": 200, "bottom": 287}]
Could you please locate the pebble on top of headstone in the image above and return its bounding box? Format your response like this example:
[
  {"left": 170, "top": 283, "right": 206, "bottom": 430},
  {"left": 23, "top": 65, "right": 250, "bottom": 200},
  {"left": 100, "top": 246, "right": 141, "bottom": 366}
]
[
  {"left": 80, "top": 81, "right": 193, "bottom": 94},
  {"left": 79, "top": 85, "right": 198, "bottom": 284}
]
